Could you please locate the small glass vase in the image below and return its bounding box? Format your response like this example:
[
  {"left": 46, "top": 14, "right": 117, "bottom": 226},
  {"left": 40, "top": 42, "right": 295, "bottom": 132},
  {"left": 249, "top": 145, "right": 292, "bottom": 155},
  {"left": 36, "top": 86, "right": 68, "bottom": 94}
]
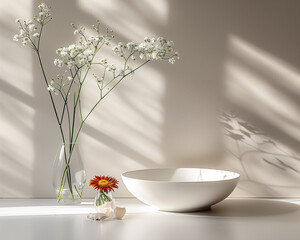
[
  {"left": 94, "top": 191, "right": 115, "bottom": 214},
  {"left": 53, "top": 143, "right": 86, "bottom": 204}
]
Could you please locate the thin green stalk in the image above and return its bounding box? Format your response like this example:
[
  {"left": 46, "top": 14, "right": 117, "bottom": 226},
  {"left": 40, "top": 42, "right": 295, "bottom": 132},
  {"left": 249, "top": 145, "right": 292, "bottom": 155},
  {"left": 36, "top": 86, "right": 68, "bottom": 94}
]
[
  {"left": 60, "top": 67, "right": 82, "bottom": 124},
  {"left": 74, "top": 185, "right": 82, "bottom": 198},
  {"left": 34, "top": 27, "right": 74, "bottom": 201},
  {"left": 69, "top": 65, "right": 90, "bottom": 145},
  {"left": 59, "top": 90, "right": 72, "bottom": 143},
  {"left": 57, "top": 61, "right": 150, "bottom": 199},
  {"left": 72, "top": 60, "right": 150, "bottom": 146}
]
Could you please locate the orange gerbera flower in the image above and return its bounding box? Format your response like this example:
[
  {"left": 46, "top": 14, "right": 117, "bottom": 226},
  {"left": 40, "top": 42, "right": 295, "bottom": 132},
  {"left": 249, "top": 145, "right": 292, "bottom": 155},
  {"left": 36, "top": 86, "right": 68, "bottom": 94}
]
[{"left": 89, "top": 176, "right": 119, "bottom": 193}]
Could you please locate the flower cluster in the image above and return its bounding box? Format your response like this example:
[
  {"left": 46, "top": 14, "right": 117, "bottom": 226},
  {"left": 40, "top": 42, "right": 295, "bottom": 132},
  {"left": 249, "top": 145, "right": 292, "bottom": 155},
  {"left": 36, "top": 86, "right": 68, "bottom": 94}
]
[
  {"left": 47, "top": 70, "right": 73, "bottom": 95},
  {"left": 34, "top": 3, "right": 51, "bottom": 24},
  {"left": 55, "top": 42, "right": 96, "bottom": 69},
  {"left": 112, "top": 37, "right": 180, "bottom": 64},
  {"left": 13, "top": 3, "right": 51, "bottom": 48},
  {"left": 54, "top": 23, "right": 113, "bottom": 69},
  {"left": 13, "top": 19, "right": 38, "bottom": 47}
]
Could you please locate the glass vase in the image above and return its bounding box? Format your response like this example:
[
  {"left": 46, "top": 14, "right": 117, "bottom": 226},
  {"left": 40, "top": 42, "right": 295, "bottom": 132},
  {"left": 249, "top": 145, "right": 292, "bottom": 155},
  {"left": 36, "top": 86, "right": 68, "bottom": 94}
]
[
  {"left": 94, "top": 191, "right": 115, "bottom": 214},
  {"left": 53, "top": 143, "right": 86, "bottom": 204}
]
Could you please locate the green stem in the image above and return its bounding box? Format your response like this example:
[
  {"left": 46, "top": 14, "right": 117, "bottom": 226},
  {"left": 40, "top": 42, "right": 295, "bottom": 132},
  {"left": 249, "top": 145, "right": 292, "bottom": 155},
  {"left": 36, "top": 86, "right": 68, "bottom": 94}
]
[
  {"left": 102, "top": 192, "right": 112, "bottom": 202},
  {"left": 74, "top": 185, "right": 82, "bottom": 198},
  {"left": 60, "top": 67, "right": 82, "bottom": 124},
  {"left": 72, "top": 60, "right": 150, "bottom": 146},
  {"left": 35, "top": 51, "right": 74, "bottom": 201},
  {"left": 57, "top": 53, "right": 148, "bottom": 202}
]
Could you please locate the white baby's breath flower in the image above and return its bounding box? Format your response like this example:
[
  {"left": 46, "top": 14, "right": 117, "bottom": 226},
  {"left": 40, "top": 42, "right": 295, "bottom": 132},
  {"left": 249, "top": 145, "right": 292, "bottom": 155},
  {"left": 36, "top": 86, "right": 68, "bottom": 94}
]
[
  {"left": 118, "top": 42, "right": 124, "bottom": 48},
  {"left": 47, "top": 84, "right": 54, "bottom": 91},
  {"left": 68, "top": 44, "right": 76, "bottom": 50},
  {"left": 28, "top": 24, "right": 36, "bottom": 31},
  {"left": 151, "top": 52, "right": 158, "bottom": 60},
  {"left": 54, "top": 59, "right": 63, "bottom": 67},
  {"left": 70, "top": 50, "right": 77, "bottom": 58},
  {"left": 67, "top": 76, "right": 73, "bottom": 81},
  {"left": 22, "top": 37, "right": 29, "bottom": 46},
  {"left": 35, "top": 18, "right": 42, "bottom": 24},
  {"left": 33, "top": 33, "right": 39, "bottom": 38},
  {"left": 15, "top": 18, "right": 21, "bottom": 23},
  {"left": 106, "top": 64, "right": 116, "bottom": 72},
  {"left": 116, "top": 69, "right": 125, "bottom": 76},
  {"left": 83, "top": 49, "right": 93, "bottom": 56},
  {"left": 38, "top": 3, "right": 45, "bottom": 9},
  {"left": 140, "top": 53, "right": 146, "bottom": 60},
  {"left": 25, "top": 19, "right": 33, "bottom": 25},
  {"left": 87, "top": 36, "right": 94, "bottom": 42},
  {"left": 13, "top": 34, "right": 19, "bottom": 41},
  {"left": 168, "top": 57, "right": 175, "bottom": 64},
  {"left": 60, "top": 50, "right": 67, "bottom": 57},
  {"left": 77, "top": 45, "right": 84, "bottom": 51},
  {"left": 56, "top": 48, "right": 62, "bottom": 54},
  {"left": 67, "top": 61, "right": 75, "bottom": 69},
  {"left": 100, "top": 58, "right": 107, "bottom": 64},
  {"left": 19, "top": 30, "right": 25, "bottom": 37}
]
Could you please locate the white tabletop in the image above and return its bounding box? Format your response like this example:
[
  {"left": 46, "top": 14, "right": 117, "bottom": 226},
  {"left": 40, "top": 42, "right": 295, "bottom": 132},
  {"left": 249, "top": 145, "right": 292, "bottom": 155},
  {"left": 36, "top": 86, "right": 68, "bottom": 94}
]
[{"left": 0, "top": 198, "right": 299, "bottom": 240}]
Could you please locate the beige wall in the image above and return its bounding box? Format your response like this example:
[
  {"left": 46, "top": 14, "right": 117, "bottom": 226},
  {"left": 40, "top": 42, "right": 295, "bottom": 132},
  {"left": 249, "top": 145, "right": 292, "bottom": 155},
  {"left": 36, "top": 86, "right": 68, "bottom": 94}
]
[{"left": 0, "top": 0, "right": 299, "bottom": 198}]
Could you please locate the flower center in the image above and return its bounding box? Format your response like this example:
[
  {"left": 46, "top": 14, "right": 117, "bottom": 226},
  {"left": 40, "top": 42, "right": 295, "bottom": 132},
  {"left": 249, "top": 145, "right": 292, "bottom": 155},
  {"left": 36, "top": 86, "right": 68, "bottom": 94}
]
[{"left": 98, "top": 179, "right": 108, "bottom": 186}]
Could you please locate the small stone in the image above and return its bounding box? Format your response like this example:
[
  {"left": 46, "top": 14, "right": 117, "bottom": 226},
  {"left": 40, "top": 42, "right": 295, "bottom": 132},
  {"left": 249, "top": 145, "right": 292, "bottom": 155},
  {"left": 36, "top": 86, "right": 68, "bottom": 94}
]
[{"left": 114, "top": 207, "right": 126, "bottom": 220}]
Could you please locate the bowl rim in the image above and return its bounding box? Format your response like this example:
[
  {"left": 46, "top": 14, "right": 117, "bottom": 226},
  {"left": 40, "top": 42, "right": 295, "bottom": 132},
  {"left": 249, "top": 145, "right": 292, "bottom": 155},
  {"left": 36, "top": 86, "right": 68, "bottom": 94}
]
[{"left": 121, "top": 167, "right": 240, "bottom": 183}]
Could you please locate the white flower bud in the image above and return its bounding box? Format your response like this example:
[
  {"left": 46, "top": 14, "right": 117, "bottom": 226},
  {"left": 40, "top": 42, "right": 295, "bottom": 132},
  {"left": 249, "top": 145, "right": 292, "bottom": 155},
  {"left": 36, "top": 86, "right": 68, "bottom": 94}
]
[
  {"left": 54, "top": 59, "right": 63, "bottom": 67},
  {"left": 140, "top": 53, "right": 146, "bottom": 60},
  {"left": 13, "top": 34, "right": 19, "bottom": 41},
  {"left": 168, "top": 57, "right": 175, "bottom": 64}
]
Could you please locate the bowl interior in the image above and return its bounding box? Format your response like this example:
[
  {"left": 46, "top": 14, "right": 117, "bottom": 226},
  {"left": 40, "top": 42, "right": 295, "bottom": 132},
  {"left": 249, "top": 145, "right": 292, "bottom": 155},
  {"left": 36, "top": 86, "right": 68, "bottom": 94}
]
[{"left": 122, "top": 168, "right": 240, "bottom": 182}]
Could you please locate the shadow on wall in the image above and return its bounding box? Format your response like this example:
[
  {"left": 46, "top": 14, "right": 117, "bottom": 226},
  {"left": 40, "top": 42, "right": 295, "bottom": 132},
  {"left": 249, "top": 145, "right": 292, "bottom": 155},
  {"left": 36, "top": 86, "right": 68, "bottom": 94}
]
[
  {"left": 221, "top": 112, "right": 300, "bottom": 197},
  {"left": 219, "top": 0, "right": 300, "bottom": 196}
]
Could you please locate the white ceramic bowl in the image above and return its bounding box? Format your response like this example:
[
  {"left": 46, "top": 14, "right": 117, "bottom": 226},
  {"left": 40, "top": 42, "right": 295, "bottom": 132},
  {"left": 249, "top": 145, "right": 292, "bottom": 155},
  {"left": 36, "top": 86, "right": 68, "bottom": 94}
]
[{"left": 122, "top": 168, "right": 240, "bottom": 212}]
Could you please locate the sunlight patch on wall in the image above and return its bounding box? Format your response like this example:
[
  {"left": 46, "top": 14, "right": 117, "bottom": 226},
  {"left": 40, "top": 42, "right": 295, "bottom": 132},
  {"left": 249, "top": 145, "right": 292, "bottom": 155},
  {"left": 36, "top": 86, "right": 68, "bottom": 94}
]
[
  {"left": 230, "top": 36, "right": 300, "bottom": 91},
  {"left": 225, "top": 35, "right": 300, "bottom": 142},
  {"left": 80, "top": 65, "right": 166, "bottom": 198},
  {"left": 77, "top": 0, "right": 169, "bottom": 40},
  {"left": 0, "top": 0, "right": 34, "bottom": 96},
  {"left": 0, "top": 0, "right": 34, "bottom": 197}
]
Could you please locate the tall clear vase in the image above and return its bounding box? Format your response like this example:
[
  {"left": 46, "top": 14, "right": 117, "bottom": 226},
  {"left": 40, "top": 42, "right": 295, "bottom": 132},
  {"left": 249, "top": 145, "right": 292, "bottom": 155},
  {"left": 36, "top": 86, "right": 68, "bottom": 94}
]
[{"left": 53, "top": 143, "right": 86, "bottom": 204}]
